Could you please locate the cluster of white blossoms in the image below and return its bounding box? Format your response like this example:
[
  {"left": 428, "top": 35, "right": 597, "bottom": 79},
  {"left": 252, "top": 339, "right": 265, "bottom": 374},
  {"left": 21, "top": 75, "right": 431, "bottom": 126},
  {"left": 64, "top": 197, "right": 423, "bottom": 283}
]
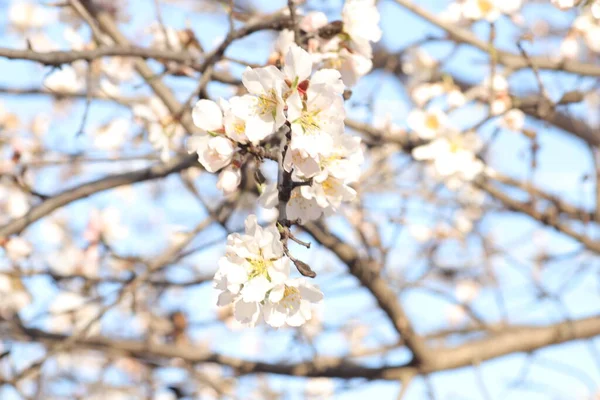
[
  {"left": 188, "top": 43, "right": 364, "bottom": 222},
  {"left": 213, "top": 215, "right": 323, "bottom": 328},
  {"left": 272, "top": 0, "right": 381, "bottom": 87},
  {"left": 184, "top": 2, "right": 381, "bottom": 328}
]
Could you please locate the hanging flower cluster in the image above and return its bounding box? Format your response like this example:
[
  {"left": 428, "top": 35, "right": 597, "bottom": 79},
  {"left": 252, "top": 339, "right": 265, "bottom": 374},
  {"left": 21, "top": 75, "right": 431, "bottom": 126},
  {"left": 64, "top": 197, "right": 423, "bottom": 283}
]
[
  {"left": 185, "top": 2, "right": 380, "bottom": 328},
  {"left": 213, "top": 215, "right": 323, "bottom": 328},
  {"left": 188, "top": 43, "right": 364, "bottom": 223}
]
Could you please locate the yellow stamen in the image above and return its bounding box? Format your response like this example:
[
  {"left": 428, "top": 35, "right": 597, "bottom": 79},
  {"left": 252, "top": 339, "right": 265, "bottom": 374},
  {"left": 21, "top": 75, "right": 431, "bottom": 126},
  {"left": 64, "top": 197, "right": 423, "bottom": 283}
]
[
  {"left": 424, "top": 114, "right": 440, "bottom": 131},
  {"left": 477, "top": 0, "right": 494, "bottom": 14}
]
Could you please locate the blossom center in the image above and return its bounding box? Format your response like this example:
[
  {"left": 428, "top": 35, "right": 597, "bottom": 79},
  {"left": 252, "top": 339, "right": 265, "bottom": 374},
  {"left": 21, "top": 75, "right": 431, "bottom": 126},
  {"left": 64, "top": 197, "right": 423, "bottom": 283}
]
[
  {"left": 477, "top": 0, "right": 494, "bottom": 14},
  {"left": 321, "top": 178, "right": 336, "bottom": 196},
  {"left": 448, "top": 138, "right": 463, "bottom": 153},
  {"left": 299, "top": 111, "right": 321, "bottom": 135},
  {"left": 281, "top": 285, "right": 301, "bottom": 310},
  {"left": 256, "top": 90, "right": 278, "bottom": 117},
  {"left": 233, "top": 121, "right": 245, "bottom": 135},
  {"left": 320, "top": 154, "right": 341, "bottom": 168},
  {"left": 247, "top": 258, "right": 271, "bottom": 280},
  {"left": 424, "top": 114, "right": 440, "bottom": 131}
]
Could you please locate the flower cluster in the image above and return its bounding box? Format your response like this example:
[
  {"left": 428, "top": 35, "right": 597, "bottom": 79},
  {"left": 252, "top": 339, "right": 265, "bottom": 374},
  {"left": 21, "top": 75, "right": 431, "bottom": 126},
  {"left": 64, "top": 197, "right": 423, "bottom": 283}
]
[
  {"left": 272, "top": 0, "right": 381, "bottom": 87},
  {"left": 188, "top": 44, "right": 364, "bottom": 222},
  {"left": 213, "top": 215, "right": 323, "bottom": 328},
  {"left": 184, "top": 2, "right": 380, "bottom": 329}
]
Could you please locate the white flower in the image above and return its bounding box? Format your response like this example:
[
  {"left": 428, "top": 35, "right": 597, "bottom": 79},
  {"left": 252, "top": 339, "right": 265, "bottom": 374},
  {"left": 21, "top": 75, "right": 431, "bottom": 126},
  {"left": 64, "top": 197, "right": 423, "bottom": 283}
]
[
  {"left": 305, "top": 378, "right": 335, "bottom": 399},
  {"left": 412, "top": 131, "right": 484, "bottom": 181},
  {"left": 313, "top": 175, "right": 356, "bottom": 208},
  {"left": 214, "top": 215, "right": 294, "bottom": 327},
  {"left": 342, "top": 0, "right": 382, "bottom": 44},
  {"left": 483, "top": 74, "right": 509, "bottom": 93},
  {"left": 321, "top": 48, "right": 373, "bottom": 87},
  {"left": 560, "top": 34, "right": 580, "bottom": 60},
  {"left": 258, "top": 182, "right": 279, "bottom": 209},
  {"left": 241, "top": 65, "right": 287, "bottom": 137},
  {"left": 0, "top": 275, "right": 30, "bottom": 317},
  {"left": 275, "top": 30, "right": 296, "bottom": 56},
  {"left": 286, "top": 188, "right": 323, "bottom": 222},
  {"left": 463, "top": 0, "right": 501, "bottom": 22},
  {"left": 9, "top": 2, "right": 54, "bottom": 31},
  {"left": 407, "top": 108, "right": 448, "bottom": 139},
  {"left": 84, "top": 207, "right": 128, "bottom": 244},
  {"left": 447, "top": 89, "right": 466, "bottom": 108},
  {"left": 284, "top": 44, "right": 313, "bottom": 88},
  {"left": 148, "top": 123, "right": 176, "bottom": 162},
  {"left": 93, "top": 117, "right": 130, "bottom": 150},
  {"left": 311, "top": 69, "right": 345, "bottom": 95},
  {"left": 187, "top": 135, "right": 235, "bottom": 173},
  {"left": 320, "top": 134, "right": 364, "bottom": 182},
  {"left": 299, "top": 11, "right": 328, "bottom": 32},
  {"left": 4, "top": 237, "right": 32, "bottom": 261},
  {"left": 44, "top": 66, "right": 84, "bottom": 93},
  {"left": 499, "top": 0, "right": 522, "bottom": 15},
  {"left": 402, "top": 48, "right": 437, "bottom": 83},
  {"left": 192, "top": 99, "right": 224, "bottom": 133},
  {"left": 552, "top": 0, "right": 577, "bottom": 10},
  {"left": 217, "top": 165, "right": 241, "bottom": 195},
  {"left": 148, "top": 22, "right": 182, "bottom": 50},
  {"left": 134, "top": 97, "right": 184, "bottom": 162},
  {"left": 263, "top": 278, "right": 323, "bottom": 328},
  {"left": 592, "top": 1, "right": 600, "bottom": 19},
  {"left": 499, "top": 109, "right": 525, "bottom": 131},
  {"left": 287, "top": 85, "right": 345, "bottom": 159},
  {"left": 48, "top": 292, "right": 100, "bottom": 335},
  {"left": 410, "top": 83, "right": 445, "bottom": 107}
]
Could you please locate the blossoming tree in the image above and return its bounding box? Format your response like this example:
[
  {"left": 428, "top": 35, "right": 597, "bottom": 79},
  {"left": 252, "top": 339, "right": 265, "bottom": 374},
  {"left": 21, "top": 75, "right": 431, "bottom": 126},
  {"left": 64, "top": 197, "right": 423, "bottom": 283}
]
[{"left": 1, "top": 0, "right": 600, "bottom": 398}]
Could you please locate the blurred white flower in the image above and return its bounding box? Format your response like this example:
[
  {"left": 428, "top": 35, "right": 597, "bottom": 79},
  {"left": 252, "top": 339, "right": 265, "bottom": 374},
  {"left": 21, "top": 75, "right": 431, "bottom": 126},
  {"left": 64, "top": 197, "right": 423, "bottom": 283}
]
[
  {"left": 216, "top": 165, "right": 241, "bottom": 195},
  {"left": 407, "top": 108, "right": 449, "bottom": 139},
  {"left": 93, "top": 117, "right": 130, "bottom": 150},
  {"left": 44, "top": 66, "right": 84, "bottom": 93},
  {"left": 0, "top": 275, "right": 30, "bottom": 317},
  {"left": 4, "top": 237, "right": 32, "bottom": 261},
  {"left": 463, "top": 0, "right": 501, "bottom": 21},
  {"left": 305, "top": 377, "right": 335, "bottom": 399},
  {"left": 8, "top": 2, "right": 55, "bottom": 31},
  {"left": 49, "top": 292, "right": 101, "bottom": 335},
  {"left": 499, "top": 109, "right": 525, "bottom": 131},
  {"left": 455, "top": 280, "right": 480, "bottom": 303},
  {"left": 412, "top": 131, "right": 483, "bottom": 181}
]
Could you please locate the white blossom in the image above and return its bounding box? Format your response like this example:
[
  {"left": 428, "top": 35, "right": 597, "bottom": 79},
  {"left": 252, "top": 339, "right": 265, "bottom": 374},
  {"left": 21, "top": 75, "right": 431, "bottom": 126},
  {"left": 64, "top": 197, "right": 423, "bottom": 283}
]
[
  {"left": 263, "top": 278, "right": 323, "bottom": 328},
  {"left": 241, "top": 66, "right": 287, "bottom": 137},
  {"left": 258, "top": 182, "right": 279, "bottom": 209},
  {"left": 214, "top": 215, "right": 292, "bottom": 327},
  {"left": 412, "top": 131, "right": 484, "bottom": 181},
  {"left": 44, "top": 66, "right": 84, "bottom": 93},
  {"left": 0, "top": 275, "right": 30, "bottom": 318},
  {"left": 342, "top": 0, "right": 382, "bottom": 56},
  {"left": 217, "top": 165, "right": 242, "bottom": 195},
  {"left": 463, "top": 0, "right": 501, "bottom": 21},
  {"left": 499, "top": 109, "right": 525, "bottom": 131},
  {"left": 8, "top": 2, "right": 54, "bottom": 31},
  {"left": 187, "top": 135, "right": 234, "bottom": 173},
  {"left": 287, "top": 85, "right": 345, "bottom": 159},
  {"left": 407, "top": 108, "right": 449, "bottom": 139}
]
